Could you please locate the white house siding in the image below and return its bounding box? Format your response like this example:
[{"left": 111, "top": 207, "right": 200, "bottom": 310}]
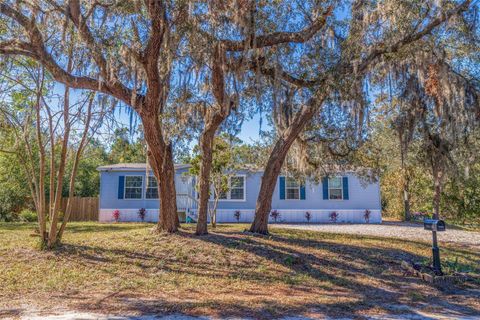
[
  {"left": 191, "top": 208, "right": 382, "bottom": 224},
  {"left": 99, "top": 208, "right": 160, "bottom": 223}
]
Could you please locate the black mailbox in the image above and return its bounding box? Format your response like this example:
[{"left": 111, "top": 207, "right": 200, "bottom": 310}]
[{"left": 424, "top": 219, "right": 446, "bottom": 232}]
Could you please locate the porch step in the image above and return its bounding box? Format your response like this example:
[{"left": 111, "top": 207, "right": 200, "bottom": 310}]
[{"left": 185, "top": 208, "right": 198, "bottom": 224}]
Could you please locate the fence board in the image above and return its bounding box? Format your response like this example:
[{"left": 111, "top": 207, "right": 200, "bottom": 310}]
[{"left": 61, "top": 197, "right": 99, "bottom": 221}]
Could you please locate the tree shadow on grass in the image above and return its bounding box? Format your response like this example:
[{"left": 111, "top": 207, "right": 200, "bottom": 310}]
[
  {"left": 54, "top": 227, "right": 480, "bottom": 319},
  {"left": 65, "top": 222, "right": 150, "bottom": 233},
  {"left": 0, "top": 222, "right": 150, "bottom": 233},
  {"left": 269, "top": 230, "right": 480, "bottom": 269},
  {"left": 0, "top": 222, "right": 38, "bottom": 231},
  {"left": 190, "top": 230, "right": 480, "bottom": 317}
]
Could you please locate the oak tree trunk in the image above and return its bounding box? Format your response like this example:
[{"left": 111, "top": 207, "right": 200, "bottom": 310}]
[
  {"left": 249, "top": 141, "right": 289, "bottom": 234},
  {"left": 196, "top": 129, "right": 215, "bottom": 235},
  {"left": 158, "top": 143, "right": 179, "bottom": 232},
  {"left": 141, "top": 113, "right": 179, "bottom": 233},
  {"left": 195, "top": 43, "right": 231, "bottom": 235},
  {"left": 250, "top": 104, "right": 319, "bottom": 234},
  {"left": 400, "top": 151, "right": 411, "bottom": 221}
]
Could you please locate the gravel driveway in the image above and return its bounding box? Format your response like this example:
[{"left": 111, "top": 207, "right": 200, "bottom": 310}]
[{"left": 274, "top": 222, "right": 480, "bottom": 248}]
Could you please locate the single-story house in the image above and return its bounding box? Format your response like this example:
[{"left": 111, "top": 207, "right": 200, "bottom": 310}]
[{"left": 97, "top": 163, "right": 382, "bottom": 223}]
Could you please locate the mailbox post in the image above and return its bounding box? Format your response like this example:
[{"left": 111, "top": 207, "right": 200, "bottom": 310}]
[{"left": 423, "top": 219, "right": 446, "bottom": 276}]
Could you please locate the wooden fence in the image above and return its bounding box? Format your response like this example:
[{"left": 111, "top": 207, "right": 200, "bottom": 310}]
[{"left": 61, "top": 197, "right": 99, "bottom": 221}]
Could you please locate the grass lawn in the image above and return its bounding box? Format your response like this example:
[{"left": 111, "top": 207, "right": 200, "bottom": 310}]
[{"left": 0, "top": 222, "right": 479, "bottom": 319}]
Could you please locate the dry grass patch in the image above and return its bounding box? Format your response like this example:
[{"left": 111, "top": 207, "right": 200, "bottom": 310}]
[{"left": 0, "top": 222, "right": 479, "bottom": 318}]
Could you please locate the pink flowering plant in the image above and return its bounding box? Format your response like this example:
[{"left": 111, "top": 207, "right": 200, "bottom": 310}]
[
  {"left": 113, "top": 209, "right": 120, "bottom": 222},
  {"left": 305, "top": 211, "right": 312, "bottom": 223},
  {"left": 364, "top": 209, "right": 371, "bottom": 223},
  {"left": 138, "top": 208, "right": 146, "bottom": 222},
  {"left": 329, "top": 211, "right": 339, "bottom": 223},
  {"left": 270, "top": 209, "right": 281, "bottom": 223},
  {"left": 234, "top": 210, "right": 241, "bottom": 222}
]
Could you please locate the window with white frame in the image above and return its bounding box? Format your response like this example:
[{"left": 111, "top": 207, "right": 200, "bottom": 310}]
[
  {"left": 146, "top": 176, "right": 159, "bottom": 199},
  {"left": 328, "top": 177, "right": 343, "bottom": 200},
  {"left": 125, "top": 176, "right": 143, "bottom": 199},
  {"left": 218, "top": 175, "right": 245, "bottom": 200},
  {"left": 230, "top": 176, "right": 245, "bottom": 200},
  {"left": 218, "top": 188, "right": 228, "bottom": 200},
  {"left": 286, "top": 177, "right": 300, "bottom": 200}
]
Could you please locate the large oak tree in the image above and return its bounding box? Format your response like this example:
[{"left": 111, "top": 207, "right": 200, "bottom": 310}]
[
  {"left": 0, "top": 0, "right": 189, "bottom": 232},
  {"left": 242, "top": 0, "right": 474, "bottom": 233},
  {"left": 184, "top": 0, "right": 332, "bottom": 235}
]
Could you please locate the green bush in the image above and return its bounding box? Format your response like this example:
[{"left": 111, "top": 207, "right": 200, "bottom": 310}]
[
  {"left": 0, "top": 212, "right": 16, "bottom": 222},
  {"left": 19, "top": 209, "right": 37, "bottom": 222}
]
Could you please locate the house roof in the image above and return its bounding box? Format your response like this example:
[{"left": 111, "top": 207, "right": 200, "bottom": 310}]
[
  {"left": 97, "top": 163, "right": 371, "bottom": 176},
  {"left": 97, "top": 163, "right": 191, "bottom": 172}
]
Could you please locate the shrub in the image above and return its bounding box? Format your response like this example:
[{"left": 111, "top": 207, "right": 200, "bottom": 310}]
[
  {"left": 412, "top": 211, "right": 429, "bottom": 221},
  {"left": 0, "top": 212, "right": 17, "bottom": 222},
  {"left": 113, "top": 209, "right": 120, "bottom": 222},
  {"left": 270, "top": 209, "right": 280, "bottom": 223},
  {"left": 305, "top": 211, "right": 311, "bottom": 223},
  {"left": 329, "top": 211, "right": 338, "bottom": 223},
  {"left": 234, "top": 210, "right": 241, "bottom": 222},
  {"left": 58, "top": 211, "right": 65, "bottom": 222},
  {"left": 138, "top": 208, "right": 146, "bottom": 222},
  {"left": 364, "top": 209, "right": 371, "bottom": 223},
  {"left": 19, "top": 209, "right": 37, "bottom": 222}
]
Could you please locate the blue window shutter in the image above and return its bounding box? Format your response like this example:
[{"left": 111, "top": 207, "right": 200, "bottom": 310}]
[
  {"left": 118, "top": 176, "right": 125, "bottom": 199},
  {"left": 322, "top": 177, "right": 329, "bottom": 200},
  {"left": 343, "top": 176, "right": 349, "bottom": 200},
  {"left": 279, "top": 177, "right": 285, "bottom": 200},
  {"left": 300, "top": 183, "right": 306, "bottom": 200}
]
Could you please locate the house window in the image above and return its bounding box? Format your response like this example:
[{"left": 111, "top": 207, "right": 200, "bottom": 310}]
[
  {"left": 230, "top": 176, "right": 245, "bottom": 200},
  {"left": 286, "top": 177, "right": 300, "bottom": 200},
  {"left": 219, "top": 175, "right": 245, "bottom": 200},
  {"left": 328, "top": 177, "right": 343, "bottom": 200},
  {"left": 219, "top": 191, "right": 228, "bottom": 200},
  {"left": 124, "top": 176, "right": 143, "bottom": 199},
  {"left": 146, "top": 176, "right": 159, "bottom": 199}
]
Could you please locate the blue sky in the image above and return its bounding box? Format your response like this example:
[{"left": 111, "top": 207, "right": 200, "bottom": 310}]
[
  {"left": 238, "top": 113, "right": 262, "bottom": 142},
  {"left": 111, "top": 102, "right": 265, "bottom": 145},
  {"left": 52, "top": 83, "right": 269, "bottom": 148}
]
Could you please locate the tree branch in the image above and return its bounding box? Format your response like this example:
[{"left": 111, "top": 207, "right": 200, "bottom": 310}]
[
  {"left": 358, "top": 0, "right": 472, "bottom": 73},
  {"left": 142, "top": 0, "right": 168, "bottom": 113},
  {"left": 0, "top": 2, "right": 144, "bottom": 109},
  {"left": 221, "top": 6, "right": 333, "bottom": 52},
  {"left": 67, "top": 0, "right": 109, "bottom": 79}
]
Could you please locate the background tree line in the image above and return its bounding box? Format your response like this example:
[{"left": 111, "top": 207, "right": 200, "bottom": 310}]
[{"left": 0, "top": 127, "right": 146, "bottom": 221}]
